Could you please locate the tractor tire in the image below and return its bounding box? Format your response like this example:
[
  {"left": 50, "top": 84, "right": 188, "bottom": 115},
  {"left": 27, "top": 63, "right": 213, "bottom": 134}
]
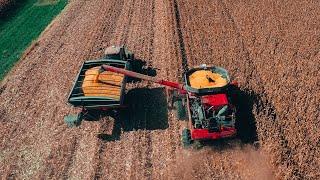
[
  {"left": 182, "top": 128, "right": 192, "bottom": 148},
  {"left": 174, "top": 99, "right": 187, "bottom": 120},
  {"left": 64, "top": 114, "right": 82, "bottom": 127}
]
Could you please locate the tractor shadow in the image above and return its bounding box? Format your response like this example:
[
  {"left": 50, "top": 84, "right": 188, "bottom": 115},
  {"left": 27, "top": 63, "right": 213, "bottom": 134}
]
[
  {"left": 97, "top": 87, "right": 169, "bottom": 141},
  {"left": 121, "top": 87, "right": 169, "bottom": 131},
  {"left": 126, "top": 58, "right": 157, "bottom": 83}
]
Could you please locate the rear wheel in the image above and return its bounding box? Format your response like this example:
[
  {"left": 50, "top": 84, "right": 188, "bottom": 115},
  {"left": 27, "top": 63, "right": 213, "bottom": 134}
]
[{"left": 182, "top": 128, "right": 192, "bottom": 148}]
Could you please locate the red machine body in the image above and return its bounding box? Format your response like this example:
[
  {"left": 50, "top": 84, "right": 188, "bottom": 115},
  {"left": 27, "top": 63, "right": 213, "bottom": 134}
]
[
  {"left": 189, "top": 94, "right": 236, "bottom": 140},
  {"left": 191, "top": 127, "right": 236, "bottom": 140}
]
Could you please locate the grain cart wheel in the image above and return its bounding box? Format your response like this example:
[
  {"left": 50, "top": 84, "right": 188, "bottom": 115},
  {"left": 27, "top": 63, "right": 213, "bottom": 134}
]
[
  {"left": 174, "top": 99, "right": 187, "bottom": 120},
  {"left": 64, "top": 113, "right": 83, "bottom": 127},
  {"left": 182, "top": 128, "right": 192, "bottom": 148}
]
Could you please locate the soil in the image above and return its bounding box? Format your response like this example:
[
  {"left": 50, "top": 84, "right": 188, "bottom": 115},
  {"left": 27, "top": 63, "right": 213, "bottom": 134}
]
[{"left": 0, "top": 0, "right": 319, "bottom": 179}]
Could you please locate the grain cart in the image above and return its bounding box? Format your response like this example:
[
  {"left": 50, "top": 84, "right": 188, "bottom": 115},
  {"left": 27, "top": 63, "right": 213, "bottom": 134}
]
[
  {"left": 64, "top": 45, "right": 136, "bottom": 127},
  {"left": 65, "top": 46, "right": 238, "bottom": 147}
]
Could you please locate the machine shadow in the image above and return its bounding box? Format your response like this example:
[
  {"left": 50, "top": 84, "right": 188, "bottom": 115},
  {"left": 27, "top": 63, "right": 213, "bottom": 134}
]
[
  {"left": 97, "top": 87, "right": 169, "bottom": 141},
  {"left": 126, "top": 59, "right": 157, "bottom": 83},
  {"left": 200, "top": 87, "right": 262, "bottom": 148},
  {"left": 234, "top": 88, "right": 277, "bottom": 146},
  {"left": 233, "top": 88, "right": 259, "bottom": 144},
  {"left": 121, "top": 87, "right": 169, "bottom": 131}
]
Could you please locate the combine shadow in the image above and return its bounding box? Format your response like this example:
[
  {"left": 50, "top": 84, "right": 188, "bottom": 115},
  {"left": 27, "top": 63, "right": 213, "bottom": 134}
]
[
  {"left": 234, "top": 88, "right": 277, "bottom": 145},
  {"left": 200, "top": 87, "right": 274, "bottom": 149},
  {"left": 232, "top": 88, "right": 259, "bottom": 144},
  {"left": 232, "top": 86, "right": 277, "bottom": 146},
  {"left": 97, "top": 87, "right": 169, "bottom": 141}
]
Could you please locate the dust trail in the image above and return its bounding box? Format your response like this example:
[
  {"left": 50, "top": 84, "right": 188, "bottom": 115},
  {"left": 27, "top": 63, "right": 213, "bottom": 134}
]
[
  {"left": 171, "top": 144, "right": 275, "bottom": 180},
  {"left": 172, "top": 0, "right": 188, "bottom": 72}
]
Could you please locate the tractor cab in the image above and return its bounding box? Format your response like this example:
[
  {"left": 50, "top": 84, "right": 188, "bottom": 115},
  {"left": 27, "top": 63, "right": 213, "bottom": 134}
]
[{"left": 104, "top": 45, "right": 134, "bottom": 61}]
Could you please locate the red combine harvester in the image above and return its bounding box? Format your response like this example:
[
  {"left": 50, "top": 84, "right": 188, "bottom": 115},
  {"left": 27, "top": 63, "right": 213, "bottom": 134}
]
[{"left": 65, "top": 46, "right": 238, "bottom": 147}]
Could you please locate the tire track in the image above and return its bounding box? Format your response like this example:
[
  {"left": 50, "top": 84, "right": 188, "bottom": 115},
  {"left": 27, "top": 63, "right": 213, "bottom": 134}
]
[
  {"left": 149, "top": 0, "right": 185, "bottom": 178},
  {"left": 142, "top": 1, "right": 155, "bottom": 178},
  {"left": 172, "top": 0, "right": 188, "bottom": 73},
  {"left": 149, "top": 0, "right": 155, "bottom": 61},
  {"left": 120, "top": 0, "right": 136, "bottom": 45},
  {"left": 125, "top": 0, "right": 156, "bottom": 178},
  {"left": 87, "top": 0, "right": 125, "bottom": 59}
]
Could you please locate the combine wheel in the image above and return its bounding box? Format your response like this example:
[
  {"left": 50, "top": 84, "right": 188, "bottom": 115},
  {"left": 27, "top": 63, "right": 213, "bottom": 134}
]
[
  {"left": 174, "top": 99, "right": 187, "bottom": 120},
  {"left": 181, "top": 128, "right": 192, "bottom": 148}
]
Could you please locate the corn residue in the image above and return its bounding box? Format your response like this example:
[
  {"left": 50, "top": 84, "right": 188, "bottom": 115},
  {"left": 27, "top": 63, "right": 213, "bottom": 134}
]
[
  {"left": 189, "top": 70, "right": 228, "bottom": 89},
  {"left": 82, "top": 66, "right": 124, "bottom": 99}
]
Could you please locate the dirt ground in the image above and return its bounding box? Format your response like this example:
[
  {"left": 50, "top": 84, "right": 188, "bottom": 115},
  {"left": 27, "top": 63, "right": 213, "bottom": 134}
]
[{"left": 0, "top": 0, "right": 319, "bottom": 179}]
